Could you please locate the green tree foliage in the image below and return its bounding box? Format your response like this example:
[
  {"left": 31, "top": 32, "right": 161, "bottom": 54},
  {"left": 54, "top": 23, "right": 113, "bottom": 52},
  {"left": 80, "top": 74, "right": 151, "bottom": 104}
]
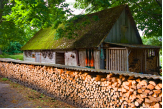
[
  {"left": 0, "top": 0, "right": 73, "bottom": 47},
  {"left": 142, "top": 36, "right": 162, "bottom": 54},
  {"left": 142, "top": 36, "right": 162, "bottom": 46},
  {"left": 2, "top": 41, "right": 23, "bottom": 54}
]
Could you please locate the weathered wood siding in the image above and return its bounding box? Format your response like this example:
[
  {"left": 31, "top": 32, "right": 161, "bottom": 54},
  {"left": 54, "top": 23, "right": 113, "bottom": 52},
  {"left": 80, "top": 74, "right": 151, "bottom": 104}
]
[
  {"left": 23, "top": 50, "right": 100, "bottom": 69},
  {"left": 65, "top": 51, "right": 77, "bottom": 66},
  {"left": 94, "top": 50, "right": 100, "bottom": 69},
  {"left": 35, "top": 52, "right": 41, "bottom": 62},
  {"left": 41, "top": 52, "right": 56, "bottom": 63},
  {"left": 23, "top": 51, "right": 35, "bottom": 62},
  {"left": 104, "top": 10, "right": 140, "bottom": 44},
  {"left": 79, "top": 50, "right": 100, "bottom": 69}
]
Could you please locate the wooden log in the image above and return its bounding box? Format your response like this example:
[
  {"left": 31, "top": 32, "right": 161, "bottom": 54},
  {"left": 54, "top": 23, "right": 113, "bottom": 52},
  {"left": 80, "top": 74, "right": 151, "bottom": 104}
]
[
  {"left": 158, "top": 83, "right": 162, "bottom": 88},
  {"left": 135, "top": 101, "right": 140, "bottom": 107},
  {"left": 153, "top": 89, "right": 162, "bottom": 94},
  {"left": 129, "top": 94, "right": 137, "bottom": 102},
  {"left": 153, "top": 103, "right": 161, "bottom": 108},
  {"left": 145, "top": 98, "right": 152, "bottom": 103},
  {"left": 147, "top": 84, "right": 155, "bottom": 90}
]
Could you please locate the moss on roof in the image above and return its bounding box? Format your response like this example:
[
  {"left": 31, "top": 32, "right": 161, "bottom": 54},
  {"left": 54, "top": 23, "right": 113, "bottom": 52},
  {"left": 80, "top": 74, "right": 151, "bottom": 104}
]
[{"left": 21, "top": 5, "right": 127, "bottom": 50}]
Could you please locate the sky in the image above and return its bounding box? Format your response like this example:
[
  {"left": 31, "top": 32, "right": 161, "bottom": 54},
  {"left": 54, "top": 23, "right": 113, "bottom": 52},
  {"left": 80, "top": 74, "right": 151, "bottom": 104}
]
[
  {"left": 65, "top": 0, "right": 85, "bottom": 15},
  {"left": 65, "top": 0, "right": 144, "bottom": 36}
]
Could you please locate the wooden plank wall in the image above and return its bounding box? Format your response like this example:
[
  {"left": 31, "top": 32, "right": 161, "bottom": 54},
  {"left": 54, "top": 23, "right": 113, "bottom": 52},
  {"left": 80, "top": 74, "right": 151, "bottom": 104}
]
[
  {"left": 35, "top": 52, "right": 41, "bottom": 62},
  {"left": 104, "top": 10, "right": 140, "bottom": 44},
  {"left": 41, "top": 52, "right": 56, "bottom": 64},
  {"left": 106, "top": 48, "right": 127, "bottom": 71},
  {"left": 65, "top": 51, "right": 77, "bottom": 66},
  {"left": 23, "top": 51, "right": 35, "bottom": 62},
  {"left": 79, "top": 50, "right": 100, "bottom": 69}
]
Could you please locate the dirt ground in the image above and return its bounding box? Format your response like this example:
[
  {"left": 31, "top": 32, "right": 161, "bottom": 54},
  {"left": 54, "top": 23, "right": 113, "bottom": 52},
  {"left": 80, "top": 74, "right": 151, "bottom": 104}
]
[{"left": 0, "top": 76, "right": 75, "bottom": 108}]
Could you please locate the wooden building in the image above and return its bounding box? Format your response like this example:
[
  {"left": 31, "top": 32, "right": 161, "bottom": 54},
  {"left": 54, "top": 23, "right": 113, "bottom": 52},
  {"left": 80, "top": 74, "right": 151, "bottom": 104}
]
[{"left": 21, "top": 4, "right": 161, "bottom": 74}]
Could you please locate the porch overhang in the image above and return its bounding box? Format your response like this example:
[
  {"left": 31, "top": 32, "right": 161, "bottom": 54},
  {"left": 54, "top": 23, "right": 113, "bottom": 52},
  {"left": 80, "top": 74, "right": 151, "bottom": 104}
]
[{"left": 104, "top": 42, "right": 161, "bottom": 49}]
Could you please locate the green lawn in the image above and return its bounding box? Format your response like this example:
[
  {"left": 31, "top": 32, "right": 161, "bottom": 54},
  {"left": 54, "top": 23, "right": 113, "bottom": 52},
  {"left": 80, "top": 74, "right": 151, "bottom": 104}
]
[{"left": 0, "top": 53, "right": 23, "bottom": 60}]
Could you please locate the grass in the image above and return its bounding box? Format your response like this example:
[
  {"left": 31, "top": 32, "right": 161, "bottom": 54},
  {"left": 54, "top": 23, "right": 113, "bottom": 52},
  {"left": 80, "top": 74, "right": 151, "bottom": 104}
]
[
  {"left": 2, "top": 78, "right": 8, "bottom": 81},
  {"left": 0, "top": 53, "right": 23, "bottom": 60}
]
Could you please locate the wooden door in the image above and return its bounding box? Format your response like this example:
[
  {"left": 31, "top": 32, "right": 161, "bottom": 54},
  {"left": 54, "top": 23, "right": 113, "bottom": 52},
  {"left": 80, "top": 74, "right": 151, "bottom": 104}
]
[
  {"left": 106, "top": 48, "right": 128, "bottom": 71},
  {"left": 56, "top": 52, "right": 65, "bottom": 65}
]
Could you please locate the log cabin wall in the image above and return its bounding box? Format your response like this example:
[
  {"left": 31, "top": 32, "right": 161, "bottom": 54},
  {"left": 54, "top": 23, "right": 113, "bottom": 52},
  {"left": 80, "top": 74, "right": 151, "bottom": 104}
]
[{"left": 0, "top": 61, "right": 162, "bottom": 108}]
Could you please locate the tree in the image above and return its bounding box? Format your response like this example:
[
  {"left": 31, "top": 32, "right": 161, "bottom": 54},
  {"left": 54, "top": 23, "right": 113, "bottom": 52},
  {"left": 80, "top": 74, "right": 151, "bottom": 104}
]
[{"left": 0, "top": 0, "right": 73, "bottom": 47}]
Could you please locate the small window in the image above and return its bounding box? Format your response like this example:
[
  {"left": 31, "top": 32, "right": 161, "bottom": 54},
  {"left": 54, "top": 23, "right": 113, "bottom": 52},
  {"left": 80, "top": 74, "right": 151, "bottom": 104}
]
[
  {"left": 148, "top": 49, "right": 155, "bottom": 58},
  {"left": 32, "top": 54, "right": 35, "bottom": 58},
  {"left": 56, "top": 52, "right": 65, "bottom": 65}
]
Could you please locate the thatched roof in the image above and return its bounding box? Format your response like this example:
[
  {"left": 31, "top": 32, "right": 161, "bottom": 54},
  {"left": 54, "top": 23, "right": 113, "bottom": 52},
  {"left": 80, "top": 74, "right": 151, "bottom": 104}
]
[{"left": 21, "top": 4, "right": 140, "bottom": 50}]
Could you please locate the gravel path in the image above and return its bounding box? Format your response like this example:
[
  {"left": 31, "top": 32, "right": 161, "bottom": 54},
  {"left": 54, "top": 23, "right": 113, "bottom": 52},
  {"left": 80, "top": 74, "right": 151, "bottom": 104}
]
[{"left": 0, "top": 78, "right": 75, "bottom": 108}]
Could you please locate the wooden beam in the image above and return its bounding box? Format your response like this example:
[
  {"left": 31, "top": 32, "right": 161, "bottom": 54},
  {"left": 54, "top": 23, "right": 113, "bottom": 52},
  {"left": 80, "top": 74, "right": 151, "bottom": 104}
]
[
  {"left": 122, "top": 50, "right": 124, "bottom": 71},
  {"left": 106, "top": 49, "right": 108, "bottom": 70},
  {"left": 117, "top": 50, "right": 119, "bottom": 71},
  {"left": 111, "top": 49, "right": 112, "bottom": 70},
  {"left": 108, "top": 47, "right": 126, "bottom": 49},
  {"left": 145, "top": 49, "right": 146, "bottom": 72},
  {"left": 120, "top": 49, "right": 121, "bottom": 71},
  {"left": 126, "top": 48, "right": 129, "bottom": 71},
  {"left": 115, "top": 49, "right": 117, "bottom": 71},
  {"left": 109, "top": 49, "right": 110, "bottom": 70}
]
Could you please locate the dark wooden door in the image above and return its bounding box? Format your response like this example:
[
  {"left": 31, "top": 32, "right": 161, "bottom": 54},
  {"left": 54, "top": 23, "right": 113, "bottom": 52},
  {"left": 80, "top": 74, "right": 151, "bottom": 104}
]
[{"left": 56, "top": 52, "right": 65, "bottom": 65}]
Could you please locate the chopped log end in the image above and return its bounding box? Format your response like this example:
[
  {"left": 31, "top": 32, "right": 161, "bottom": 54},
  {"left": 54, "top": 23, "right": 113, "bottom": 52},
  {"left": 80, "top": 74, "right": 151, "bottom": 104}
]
[
  {"left": 147, "top": 84, "right": 155, "bottom": 90},
  {"left": 153, "top": 103, "right": 161, "bottom": 108},
  {"left": 149, "top": 81, "right": 156, "bottom": 86},
  {"left": 135, "top": 101, "right": 139, "bottom": 107}
]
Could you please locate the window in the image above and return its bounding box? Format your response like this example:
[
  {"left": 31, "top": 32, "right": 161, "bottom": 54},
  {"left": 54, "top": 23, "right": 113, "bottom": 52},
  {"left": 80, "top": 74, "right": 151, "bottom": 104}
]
[
  {"left": 56, "top": 52, "right": 65, "bottom": 65},
  {"left": 147, "top": 49, "right": 155, "bottom": 58},
  {"left": 32, "top": 54, "right": 35, "bottom": 58}
]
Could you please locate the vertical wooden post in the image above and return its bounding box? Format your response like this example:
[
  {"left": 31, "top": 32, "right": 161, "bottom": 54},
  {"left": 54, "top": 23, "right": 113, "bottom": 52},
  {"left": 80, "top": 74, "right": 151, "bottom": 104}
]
[
  {"left": 115, "top": 49, "right": 117, "bottom": 71},
  {"left": 111, "top": 49, "right": 112, "bottom": 70},
  {"left": 109, "top": 49, "right": 110, "bottom": 70},
  {"left": 140, "top": 50, "right": 142, "bottom": 73},
  {"left": 117, "top": 50, "right": 119, "bottom": 71},
  {"left": 157, "top": 49, "right": 160, "bottom": 68},
  {"left": 126, "top": 48, "right": 129, "bottom": 71},
  {"left": 122, "top": 50, "right": 124, "bottom": 71},
  {"left": 113, "top": 49, "right": 114, "bottom": 70},
  {"left": 145, "top": 49, "right": 146, "bottom": 72},
  {"left": 106, "top": 49, "right": 108, "bottom": 70},
  {"left": 120, "top": 49, "right": 121, "bottom": 71}
]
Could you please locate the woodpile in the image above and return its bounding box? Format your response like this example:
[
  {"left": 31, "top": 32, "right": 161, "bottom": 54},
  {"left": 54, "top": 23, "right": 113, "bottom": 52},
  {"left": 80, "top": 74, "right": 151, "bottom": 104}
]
[
  {"left": 0, "top": 61, "right": 162, "bottom": 108},
  {"left": 146, "top": 56, "right": 157, "bottom": 72}
]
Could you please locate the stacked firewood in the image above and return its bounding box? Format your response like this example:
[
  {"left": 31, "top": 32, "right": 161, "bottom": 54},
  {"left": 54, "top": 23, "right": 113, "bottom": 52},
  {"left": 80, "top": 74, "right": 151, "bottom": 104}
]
[
  {"left": 146, "top": 56, "right": 157, "bottom": 72},
  {"left": 0, "top": 61, "right": 162, "bottom": 108},
  {"left": 129, "top": 59, "right": 141, "bottom": 73}
]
